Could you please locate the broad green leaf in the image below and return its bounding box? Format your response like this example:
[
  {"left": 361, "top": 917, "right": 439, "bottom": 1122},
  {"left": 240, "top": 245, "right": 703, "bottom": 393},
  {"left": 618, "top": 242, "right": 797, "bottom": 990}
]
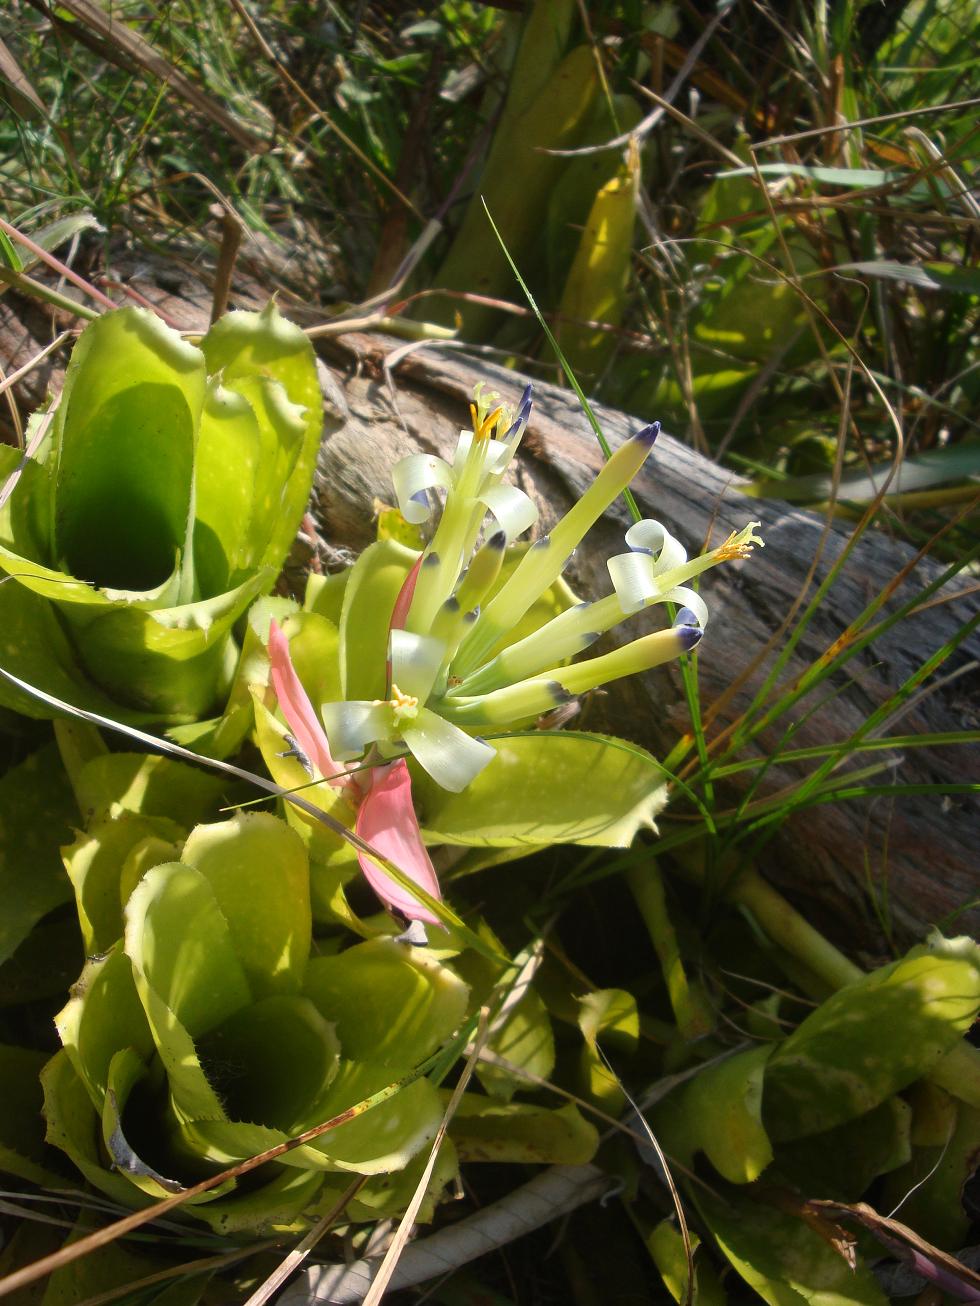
[
  {"left": 124, "top": 862, "right": 252, "bottom": 1039},
  {"left": 339, "top": 538, "right": 417, "bottom": 701},
  {"left": 196, "top": 995, "right": 340, "bottom": 1132},
  {"left": 764, "top": 934, "right": 980, "bottom": 1142},
  {"left": 0, "top": 743, "right": 77, "bottom": 965},
  {"left": 71, "top": 750, "right": 226, "bottom": 827},
  {"left": 775, "top": 1096, "right": 912, "bottom": 1201},
  {"left": 199, "top": 303, "right": 322, "bottom": 570},
  {"left": 448, "top": 1097, "right": 598, "bottom": 1164},
  {"left": 305, "top": 567, "right": 350, "bottom": 626},
  {"left": 192, "top": 380, "right": 264, "bottom": 593},
  {"left": 63, "top": 566, "right": 271, "bottom": 717},
  {"left": 304, "top": 1060, "right": 446, "bottom": 1175},
  {"left": 665, "top": 1045, "right": 775, "bottom": 1184},
  {"left": 416, "top": 731, "right": 668, "bottom": 848},
  {"left": 283, "top": 610, "right": 343, "bottom": 709},
  {"left": 63, "top": 812, "right": 186, "bottom": 954},
  {"left": 316, "top": 1141, "right": 458, "bottom": 1224},
  {"left": 181, "top": 1164, "right": 325, "bottom": 1237},
  {"left": 696, "top": 1184, "right": 887, "bottom": 1306},
  {"left": 101, "top": 1048, "right": 185, "bottom": 1199},
  {"left": 48, "top": 308, "right": 205, "bottom": 599},
  {"left": 646, "top": 1219, "right": 727, "bottom": 1306},
  {"left": 0, "top": 1044, "right": 68, "bottom": 1185},
  {"left": 181, "top": 813, "right": 312, "bottom": 994},
  {"left": 56, "top": 946, "right": 154, "bottom": 1108},
  {"left": 304, "top": 939, "right": 468, "bottom": 1070},
  {"left": 41, "top": 1049, "right": 157, "bottom": 1210},
  {"left": 452, "top": 932, "right": 554, "bottom": 1102},
  {"left": 0, "top": 571, "right": 157, "bottom": 721}
]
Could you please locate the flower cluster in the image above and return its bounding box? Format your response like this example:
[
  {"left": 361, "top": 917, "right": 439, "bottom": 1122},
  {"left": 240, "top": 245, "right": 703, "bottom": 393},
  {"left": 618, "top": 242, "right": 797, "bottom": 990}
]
[{"left": 268, "top": 386, "right": 762, "bottom": 930}]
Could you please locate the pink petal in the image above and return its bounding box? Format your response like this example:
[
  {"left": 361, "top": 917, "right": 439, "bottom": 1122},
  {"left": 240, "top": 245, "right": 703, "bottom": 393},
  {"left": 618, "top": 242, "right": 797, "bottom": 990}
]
[
  {"left": 268, "top": 619, "right": 345, "bottom": 787},
  {"left": 355, "top": 759, "right": 444, "bottom": 926},
  {"left": 389, "top": 553, "right": 424, "bottom": 633}
]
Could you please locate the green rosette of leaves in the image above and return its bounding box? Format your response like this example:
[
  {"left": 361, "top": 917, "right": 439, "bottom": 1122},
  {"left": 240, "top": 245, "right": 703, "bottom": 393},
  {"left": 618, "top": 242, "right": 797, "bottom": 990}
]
[
  {"left": 44, "top": 807, "right": 472, "bottom": 1235},
  {"left": 0, "top": 303, "right": 322, "bottom": 722}
]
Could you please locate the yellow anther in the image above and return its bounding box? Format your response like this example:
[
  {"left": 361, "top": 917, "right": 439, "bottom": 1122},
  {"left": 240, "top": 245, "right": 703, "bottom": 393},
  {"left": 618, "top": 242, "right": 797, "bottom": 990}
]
[
  {"left": 389, "top": 683, "right": 420, "bottom": 724},
  {"left": 476, "top": 406, "right": 503, "bottom": 441},
  {"left": 715, "top": 523, "right": 764, "bottom": 563}
]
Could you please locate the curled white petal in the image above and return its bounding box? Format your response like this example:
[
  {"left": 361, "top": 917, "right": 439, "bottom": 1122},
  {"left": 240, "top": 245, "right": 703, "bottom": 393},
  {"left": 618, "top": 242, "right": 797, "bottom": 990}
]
[
  {"left": 389, "top": 629, "right": 447, "bottom": 703},
  {"left": 607, "top": 550, "right": 660, "bottom": 613},
  {"left": 662, "top": 586, "right": 709, "bottom": 629},
  {"left": 320, "top": 701, "right": 394, "bottom": 760},
  {"left": 392, "top": 454, "right": 454, "bottom": 524},
  {"left": 483, "top": 438, "right": 512, "bottom": 475},
  {"left": 479, "top": 484, "right": 538, "bottom": 543},
  {"left": 451, "top": 429, "right": 473, "bottom": 478},
  {"left": 402, "top": 708, "right": 495, "bottom": 792},
  {"left": 624, "top": 519, "right": 687, "bottom": 575}
]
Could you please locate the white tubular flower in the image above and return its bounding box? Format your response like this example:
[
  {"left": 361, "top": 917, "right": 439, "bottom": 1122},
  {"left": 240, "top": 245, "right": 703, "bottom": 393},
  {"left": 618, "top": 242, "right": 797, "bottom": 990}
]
[
  {"left": 321, "top": 627, "right": 496, "bottom": 793},
  {"left": 392, "top": 385, "right": 537, "bottom": 633},
  {"left": 608, "top": 520, "right": 763, "bottom": 617},
  {"left": 304, "top": 384, "right": 764, "bottom": 803}
]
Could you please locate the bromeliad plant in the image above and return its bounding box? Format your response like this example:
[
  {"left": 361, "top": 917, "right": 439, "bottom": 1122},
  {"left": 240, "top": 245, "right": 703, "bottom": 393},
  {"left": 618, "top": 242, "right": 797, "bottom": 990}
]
[
  {"left": 256, "top": 383, "right": 763, "bottom": 930},
  {"left": 34, "top": 741, "right": 596, "bottom": 1235},
  {"left": 0, "top": 304, "right": 321, "bottom": 723}
]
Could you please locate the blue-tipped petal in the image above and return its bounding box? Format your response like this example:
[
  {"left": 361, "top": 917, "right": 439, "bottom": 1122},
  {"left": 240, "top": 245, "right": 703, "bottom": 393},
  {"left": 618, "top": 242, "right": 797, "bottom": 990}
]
[
  {"left": 672, "top": 607, "right": 700, "bottom": 629},
  {"left": 675, "top": 623, "right": 703, "bottom": 652},
  {"left": 636, "top": 420, "right": 661, "bottom": 446}
]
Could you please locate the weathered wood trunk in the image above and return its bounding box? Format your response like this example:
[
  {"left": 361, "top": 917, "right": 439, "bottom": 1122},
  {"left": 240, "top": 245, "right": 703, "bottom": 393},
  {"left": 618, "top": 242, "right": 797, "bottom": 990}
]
[{"left": 3, "top": 291, "right": 977, "bottom": 951}]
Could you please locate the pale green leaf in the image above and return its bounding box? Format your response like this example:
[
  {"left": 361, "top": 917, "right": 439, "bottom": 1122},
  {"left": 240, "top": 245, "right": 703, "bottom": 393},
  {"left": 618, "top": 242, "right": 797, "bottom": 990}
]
[
  {"left": 48, "top": 308, "right": 205, "bottom": 600},
  {"left": 646, "top": 1219, "right": 727, "bottom": 1306},
  {"left": 56, "top": 946, "right": 154, "bottom": 1109},
  {"left": 199, "top": 303, "right": 322, "bottom": 570},
  {"left": 774, "top": 1096, "right": 912, "bottom": 1201},
  {"left": 695, "top": 1185, "right": 888, "bottom": 1306},
  {"left": 63, "top": 812, "right": 186, "bottom": 954},
  {"left": 338, "top": 538, "right": 417, "bottom": 701},
  {"left": 71, "top": 750, "right": 226, "bottom": 827},
  {"left": 303, "top": 939, "right": 469, "bottom": 1070},
  {"left": 448, "top": 1096, "right": 598, "bottom": 1165},
  {"left": 196, "top": 995, "right": 340, "bottom": 1132},
  {"left": 181, "top": 813, "right": 312, "bottom": 994},
  {"left": 417, "top": 731, "right": 668, "bottom": 848},
  {"left": 124, "top": 862, "right": 252, "bottom": 1039},
  {"left": 764, "top": 934, "right": 980, "bottom": 1142},
  {"left": 669, "top": 1044, "right": 775, "bottom": 1184}
]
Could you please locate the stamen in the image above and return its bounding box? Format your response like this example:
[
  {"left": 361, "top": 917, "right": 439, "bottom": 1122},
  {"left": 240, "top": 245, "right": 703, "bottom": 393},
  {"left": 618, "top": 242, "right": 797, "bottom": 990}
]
[{"left": 389, "top": 683, "right": 420, "bottom": 725}]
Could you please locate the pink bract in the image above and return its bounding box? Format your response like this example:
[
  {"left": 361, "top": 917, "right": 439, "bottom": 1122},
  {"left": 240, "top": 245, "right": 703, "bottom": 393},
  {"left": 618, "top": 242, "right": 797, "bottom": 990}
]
[{"left": 355, "top": 759, "right": 445, "bottom": 926}]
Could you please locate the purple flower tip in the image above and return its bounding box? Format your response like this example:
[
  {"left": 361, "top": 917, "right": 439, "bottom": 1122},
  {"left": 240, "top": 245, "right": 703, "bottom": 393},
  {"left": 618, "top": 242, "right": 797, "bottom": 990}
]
[
  {"left": 488, "top": 529, "right": 506, "bottom": 551},
  {"left": 676, "top": 623, "right": 702, "bottom": 652},
  {"left": 673, "top": 607, "right": 700, "bottom": 629},
  {"left": 636, "top": 420, "right": 661, "bottom": 446}
]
